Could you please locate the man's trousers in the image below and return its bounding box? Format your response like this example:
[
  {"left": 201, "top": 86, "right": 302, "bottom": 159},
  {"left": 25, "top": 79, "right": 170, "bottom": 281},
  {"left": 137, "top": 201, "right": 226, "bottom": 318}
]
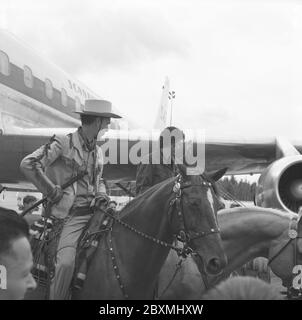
[{"left": 49, "top": 213, "right": 92, "bottom": 300}]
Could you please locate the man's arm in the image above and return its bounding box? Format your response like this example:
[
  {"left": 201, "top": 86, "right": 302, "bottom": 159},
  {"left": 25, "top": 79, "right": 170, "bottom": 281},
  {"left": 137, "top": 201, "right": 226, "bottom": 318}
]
[
  {"left": 136, "top": 164, "right": 153, "bottom": 195},
  {"left": 94, "top": 146, "right": 109, "bottom": 205},
  {"left": 20, "top": 135, "right": 64, "bottom": 198}
]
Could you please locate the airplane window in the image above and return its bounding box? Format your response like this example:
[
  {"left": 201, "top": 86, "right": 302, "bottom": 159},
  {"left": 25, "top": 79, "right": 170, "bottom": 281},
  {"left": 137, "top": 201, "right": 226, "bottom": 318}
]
[
  {"left": 0, "top": 51, "right": 10, "bottom": 76},
  {"left": 45, "top": 78, "right": 53, "bottom": 100},
  {"left": 24, "top": 65, "right": 33, "bottom": 88},
  {"left": 61, "top": 88, "right": 68, "bottom": 107}
]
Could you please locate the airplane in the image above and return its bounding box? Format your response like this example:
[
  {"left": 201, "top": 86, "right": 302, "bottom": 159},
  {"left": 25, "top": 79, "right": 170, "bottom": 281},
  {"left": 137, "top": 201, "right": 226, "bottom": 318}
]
[{"left": 1, "top": 29, "right": 302, "bottom": 214}]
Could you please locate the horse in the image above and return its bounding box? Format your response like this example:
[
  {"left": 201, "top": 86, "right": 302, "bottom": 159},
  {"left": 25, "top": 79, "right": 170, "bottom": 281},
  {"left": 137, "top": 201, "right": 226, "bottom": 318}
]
[
  {"left": 157, "top": 207, "right": 299, "bottom": 299},
  {"left": 72, "top": 168, "right": 227, "bottom": 299}
]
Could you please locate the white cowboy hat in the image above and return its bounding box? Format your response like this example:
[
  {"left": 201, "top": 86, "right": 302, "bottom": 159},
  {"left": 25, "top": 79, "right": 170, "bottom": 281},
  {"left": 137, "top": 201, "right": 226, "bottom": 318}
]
[{"left": 75, "top": 99, "right": 121, "bottom": 118}]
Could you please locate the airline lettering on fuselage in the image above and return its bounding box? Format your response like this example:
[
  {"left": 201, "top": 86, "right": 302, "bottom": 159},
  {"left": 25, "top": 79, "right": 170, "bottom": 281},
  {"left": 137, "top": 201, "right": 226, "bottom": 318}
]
[{"left": 68, "top": 79, "right": 92, "bottom": 99}]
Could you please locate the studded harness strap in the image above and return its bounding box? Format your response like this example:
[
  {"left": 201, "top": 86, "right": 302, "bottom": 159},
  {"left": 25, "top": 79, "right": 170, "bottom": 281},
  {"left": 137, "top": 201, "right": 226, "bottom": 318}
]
[
  {"left": 267, "top": 215, "right": 302, "bottom": 299},
  {"left": 267, "top": 215, "right": 302, "bottom": 266}
]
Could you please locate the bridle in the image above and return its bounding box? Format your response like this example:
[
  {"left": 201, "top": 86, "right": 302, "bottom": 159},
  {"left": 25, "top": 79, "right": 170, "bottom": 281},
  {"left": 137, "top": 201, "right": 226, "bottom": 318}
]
[
  {"left": 267, "top": 215, "right": 302, "bottom": 299},
  {"left": 103, "top": 173, "right": 222, "bottom": 298},
  {"left": 168, "top": 174, "right": 220, "bottom": 257}
]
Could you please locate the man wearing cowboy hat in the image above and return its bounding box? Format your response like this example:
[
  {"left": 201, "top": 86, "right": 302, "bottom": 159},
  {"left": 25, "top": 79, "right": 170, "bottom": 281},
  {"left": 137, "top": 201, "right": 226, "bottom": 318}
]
[{"left": 20, "top": 99, "right": 121, "bottom": 299}]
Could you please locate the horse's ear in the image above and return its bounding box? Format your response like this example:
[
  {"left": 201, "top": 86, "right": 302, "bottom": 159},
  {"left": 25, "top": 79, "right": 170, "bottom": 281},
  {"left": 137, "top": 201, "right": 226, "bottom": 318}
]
[{"left": 207, "top": 167, "right": 228, "bottom": 182}]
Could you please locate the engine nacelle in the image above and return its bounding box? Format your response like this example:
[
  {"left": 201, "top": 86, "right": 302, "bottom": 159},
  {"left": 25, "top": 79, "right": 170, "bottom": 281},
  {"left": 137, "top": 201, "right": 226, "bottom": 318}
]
[{"left": 255, "top": 155, "right": 302, "bottom": 213}]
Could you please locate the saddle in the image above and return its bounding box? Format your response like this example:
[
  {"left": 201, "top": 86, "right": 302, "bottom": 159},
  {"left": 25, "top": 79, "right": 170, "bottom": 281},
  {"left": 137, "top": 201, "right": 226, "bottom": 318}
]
[{"left": 72, "top": 208, "right": 114, "bottom": 292}]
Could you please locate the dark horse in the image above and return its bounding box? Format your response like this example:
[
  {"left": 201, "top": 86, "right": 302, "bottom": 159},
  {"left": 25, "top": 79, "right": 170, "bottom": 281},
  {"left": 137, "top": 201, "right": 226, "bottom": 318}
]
[{"left": 73, "top": 169, "right": 227, "bottom": 299}]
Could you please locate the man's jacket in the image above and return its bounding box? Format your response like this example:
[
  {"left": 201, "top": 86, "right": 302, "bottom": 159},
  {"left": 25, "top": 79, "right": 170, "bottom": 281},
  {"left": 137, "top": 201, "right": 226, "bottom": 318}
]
[
  {"left": 20, "top": 130, "right": 106, "bottom": 219},
  {"left": 136, "top": 150, "right": 179, "bottom": 195}
]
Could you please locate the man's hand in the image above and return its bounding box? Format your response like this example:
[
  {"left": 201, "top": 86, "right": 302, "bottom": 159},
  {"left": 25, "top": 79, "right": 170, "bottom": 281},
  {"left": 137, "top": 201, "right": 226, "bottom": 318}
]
[
  {"left": 48, "top": 185, "right": 64, "bottom": 204},
  {"left": 92, "top": 193, "right": 110, "bottom": 211}
]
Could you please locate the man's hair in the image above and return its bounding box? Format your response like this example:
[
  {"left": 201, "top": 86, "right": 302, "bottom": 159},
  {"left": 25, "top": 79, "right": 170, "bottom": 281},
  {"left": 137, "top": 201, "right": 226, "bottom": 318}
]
[
  {"left": 0, "top": 207, "right": 29, "bottom": 258},
  {"left": 159, "top": 126, "right": 185, "bottom": 150},
  {"left": 80, "top": 114, "right": 100, "bottom": 126},
  {"left": 202, "top": 276, "right": 283, "bottom": 300},
  {"left": 23, "top": 195, "right": 37, "bottom": 205}
]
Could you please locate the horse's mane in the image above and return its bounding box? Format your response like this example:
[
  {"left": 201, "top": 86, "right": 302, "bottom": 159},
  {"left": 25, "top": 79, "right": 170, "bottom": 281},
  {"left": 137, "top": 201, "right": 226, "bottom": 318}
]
[
  {"left": 218, "top": 206, "right": 298, "bottom": 220},
  {"left": 118, "top": 176, "right": 177, "bottom": 219}
]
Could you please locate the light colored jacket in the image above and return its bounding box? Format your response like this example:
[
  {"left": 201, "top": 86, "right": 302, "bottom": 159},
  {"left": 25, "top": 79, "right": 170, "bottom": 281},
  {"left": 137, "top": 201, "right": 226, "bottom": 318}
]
[{"left": 20, "top": 129, "right": 106, "bottom": 219}]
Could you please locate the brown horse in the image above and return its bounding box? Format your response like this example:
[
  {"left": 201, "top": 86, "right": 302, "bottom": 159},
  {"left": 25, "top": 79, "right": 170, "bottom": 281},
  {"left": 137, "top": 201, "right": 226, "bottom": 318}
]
[
  {"left": 73, "top": 170, "right": 227, "bottom": 299},
  {"left": 158, "top": 207, "right": 299, "bottom": 299}
]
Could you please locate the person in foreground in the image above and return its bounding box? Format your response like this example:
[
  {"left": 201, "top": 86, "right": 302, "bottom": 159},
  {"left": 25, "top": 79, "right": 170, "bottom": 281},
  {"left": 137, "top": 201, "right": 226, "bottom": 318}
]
[
  {"left": 0, "top": 207, "right": 37, "bottom": 299},
  {"left": 202, "top": 276, "right": 283, "bottom": 300},
  {"left": 20, "top": 99, "right": 121, "bottom": 299}
]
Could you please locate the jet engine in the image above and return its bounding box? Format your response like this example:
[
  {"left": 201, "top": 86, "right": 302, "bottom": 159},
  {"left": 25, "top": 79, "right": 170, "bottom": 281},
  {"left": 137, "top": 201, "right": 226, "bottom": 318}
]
[{"left": 255, "top": 155, "right": 302, "bottom": 213}]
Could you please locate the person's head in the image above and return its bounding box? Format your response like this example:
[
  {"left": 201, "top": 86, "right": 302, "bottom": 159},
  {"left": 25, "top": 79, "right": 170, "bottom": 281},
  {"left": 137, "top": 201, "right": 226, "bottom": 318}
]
[
  {"left": 108, "top": 200, "right": 117, "bottom": 211},
  {"left": 80, "top": 114, "right": 111, "bottom": 136},
  {"left": 202, "top": 276, "right": 283, "bottom": 300},
  {"left": 159, "top": 126, "right": 185, "bottom": 159},
  {"left": 22, "top": 195, "right": 38, "bottom": 214},
  {"left": 77, "top": 99, "right": 121, "bottom": 138},
  {"left": 0, "top": 208, "right": 36, "bottom": 299}
]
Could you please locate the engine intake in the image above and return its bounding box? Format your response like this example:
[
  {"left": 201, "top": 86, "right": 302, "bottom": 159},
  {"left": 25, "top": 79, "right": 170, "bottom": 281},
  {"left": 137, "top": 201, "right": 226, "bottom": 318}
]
[{"left": 255, "top": 155, "right": 302, "bottom": 213}]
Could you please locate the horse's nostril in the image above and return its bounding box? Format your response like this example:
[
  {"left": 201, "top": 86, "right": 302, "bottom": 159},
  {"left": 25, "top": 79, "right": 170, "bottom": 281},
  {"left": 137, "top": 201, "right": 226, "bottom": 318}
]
[{"left": 206, "top": 258, "right": 223, "bottom": 275}]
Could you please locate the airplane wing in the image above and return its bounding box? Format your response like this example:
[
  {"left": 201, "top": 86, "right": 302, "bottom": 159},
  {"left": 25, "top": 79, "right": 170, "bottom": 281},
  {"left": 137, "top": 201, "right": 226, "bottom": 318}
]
[
  {"left": 203, "top": 136, "right": 276, "bottom": 175},
  {"left": 203, "top": 135, "right": 302, "bottom": 175},
  {"left": 2, "top": 125, "right": 302, "bottom": 184}
]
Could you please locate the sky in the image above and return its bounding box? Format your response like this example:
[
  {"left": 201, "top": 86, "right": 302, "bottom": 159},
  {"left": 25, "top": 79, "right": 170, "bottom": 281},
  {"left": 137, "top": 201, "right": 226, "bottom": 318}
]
[{"left": 1, "top": 0, "right": 302, "bottom": 144}]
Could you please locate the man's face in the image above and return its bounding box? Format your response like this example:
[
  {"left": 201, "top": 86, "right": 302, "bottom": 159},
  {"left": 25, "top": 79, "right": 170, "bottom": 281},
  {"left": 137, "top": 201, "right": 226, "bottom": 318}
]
[
  {"left": 98, "top": 117, "right": 111, "bottom": 132},
  {"left": 23, "top": 200, "right": 37, "bottom": 214},
  {"left": 164, "top": 139, "right": 184, "bottom": 161},
  {"left": 0, "top": 237, "right": 36, "bottom": 300},
  {"left": 109, "top": 202, "right": 117, "bottom": 210}
]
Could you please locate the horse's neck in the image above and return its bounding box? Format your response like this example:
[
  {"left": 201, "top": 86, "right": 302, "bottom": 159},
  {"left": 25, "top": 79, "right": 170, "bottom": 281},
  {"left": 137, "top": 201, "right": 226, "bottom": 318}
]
[
  {"left": 121, "top": 183, "right": 173, "bottom": 242},
  {"left": 112, "top": 181, "right": 175, "bottom": 296},
  {"left": 219, "top": 210, "right": 289, "bottom": 274}
]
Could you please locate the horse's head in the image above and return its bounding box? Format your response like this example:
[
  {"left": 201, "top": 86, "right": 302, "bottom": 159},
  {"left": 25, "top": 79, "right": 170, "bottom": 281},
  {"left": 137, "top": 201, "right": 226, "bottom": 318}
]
[
  {"left": 268, "top": 214, "right": 302, "bottom": 290},
  {"left": 169, "top": 166, "right": 227, "bottom": 278}
]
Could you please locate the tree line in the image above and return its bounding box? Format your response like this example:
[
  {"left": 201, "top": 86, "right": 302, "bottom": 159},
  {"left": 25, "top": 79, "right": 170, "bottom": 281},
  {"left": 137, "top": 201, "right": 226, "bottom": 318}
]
[
  {"left": 217, "top": 176, "right": 256, "bottom": 202},
  {"left": 106, "top": 175, "right": 257, "bottom": 202}
]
